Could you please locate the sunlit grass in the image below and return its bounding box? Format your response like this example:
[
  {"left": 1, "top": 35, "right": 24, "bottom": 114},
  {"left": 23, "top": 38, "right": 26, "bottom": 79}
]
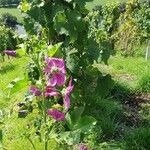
[
  {"left": 86, "top": 0, "right": 145, "bottom": 11},
  {"left": 86, "top": 0, "right": 127, "bottom": 11},
  {"left": 0, "top": 7, "right": 23, "bottom": 23},
  {"left": 108, "top": 55, "right": 150, "bottom": 92}
]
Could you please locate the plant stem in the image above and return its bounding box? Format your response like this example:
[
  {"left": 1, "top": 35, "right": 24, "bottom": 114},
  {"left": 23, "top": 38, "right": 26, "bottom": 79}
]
[
  {"left": 35, "top": 58, "right": 48, "bottom": 150},
  {"left": 44, "top": 97, "right": 48, "bottom": 150},
  {"left": 27, "top": 137, "right": 36, "bottom": 150}
]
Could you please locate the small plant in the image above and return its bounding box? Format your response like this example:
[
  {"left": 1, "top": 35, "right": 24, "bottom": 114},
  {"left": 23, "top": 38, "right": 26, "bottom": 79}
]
[
  {"left": 124, "top": 127, "right": 150, "bottom": 150},
  {"left": 139, "top": 103, "right": 150, "bottom": 125},
  {"left": 138, "top": 73, "right": 150, "bottom": 93},
  {"left": 97, "top": 141, "right": 124, "bottom": 150},
  {"left": 15, "top": 37, "right": 96, "bottom": 150}
]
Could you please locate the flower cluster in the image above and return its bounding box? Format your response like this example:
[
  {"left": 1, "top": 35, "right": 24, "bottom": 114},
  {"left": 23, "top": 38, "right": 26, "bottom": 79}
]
[
  {"left": 44, "top": 57, "right": 66, "bottom": 86},
  {"left": 30, "top": 57, "right": 74, "bottom": 121},
  {"left": 30, "top": 86, "right": 42, "bottom": 96}
]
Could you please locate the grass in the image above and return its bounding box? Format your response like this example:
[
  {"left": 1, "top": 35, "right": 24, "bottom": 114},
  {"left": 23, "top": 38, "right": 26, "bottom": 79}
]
[
  {"left": 124, "top": 127, "right": 150, "bottom": 150},
  {"left": 97, "top": 55, "right": 150, "bottom": 93},
  {"left": 86, "top": 0, "right": 146, "bottom": 11},
  {"left": 95, "top": 54, "right": 150, "bottom": 149},
  {"left": 138, "top": 74, "right": 150, "bottom": 93},
  {"left": 110, "top": 55, "right": 150, "bottom": 92},
  {"left": 0, "top": 57, "right": 27, "bottom": 109},
  {"left": 0, "top": 7, "right": 23, "bottom": 23},
  {"left": 86, "top": 0, "right": 127, "bottom": 11}
]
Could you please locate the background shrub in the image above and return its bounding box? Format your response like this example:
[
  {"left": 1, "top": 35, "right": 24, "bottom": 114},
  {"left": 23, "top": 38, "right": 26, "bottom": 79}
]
[
  {"left": 0, "top": 25, "right": 18, "bottom": 53},
  {"left": 89, "top": 0, "right": 150, "bottom": 57},
  {"left": 0, "top": 13, "right": 18, "bottom": 27},
  {"left": 0, "top": 0, "right": 21, "bottom": 6}
]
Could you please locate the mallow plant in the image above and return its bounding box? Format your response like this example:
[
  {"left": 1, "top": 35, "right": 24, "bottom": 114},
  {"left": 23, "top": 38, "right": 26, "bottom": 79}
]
[{"left": 15, "top": 37, "right": 96, "bottom": 150}]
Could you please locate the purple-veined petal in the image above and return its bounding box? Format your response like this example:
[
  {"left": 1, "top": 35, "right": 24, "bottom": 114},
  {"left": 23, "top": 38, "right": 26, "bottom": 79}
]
[
  {"left": 67, "top": 77, "right": 74, "bottom": 93},
  {"left": 30, "top": 86, "right": 42, "bottom": 96},
  {"left": 47, "top": 109, "right": 65, "bottom": 121},
  {"left": 55, "top": 73, "right": 66, "bottom": 86},
  {"left": 64, "top": 94, "right": 70, "bottom": 111},
  {"left": 44, "top": 67, "right": 51, "bottom": 74},
  {"left": 51, "top": 58, "right": 65, "bottom": 68},
  {"left": 45, "top": 86, "right": 59, "bottom": 97},
  {"left": 63, "top": 77, "right": 74, "bottom": 110},
  {"left": 48, "top": 75, "right": 57, "bottom": 87}
]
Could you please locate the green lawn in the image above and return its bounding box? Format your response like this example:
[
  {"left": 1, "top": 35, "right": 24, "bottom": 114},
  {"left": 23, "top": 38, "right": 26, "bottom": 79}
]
[
  {"left": 86, "top": 0, "right": 145, "bottom": 11},
  {"left": 97, "top": 55, "right": 150, "bottom": 92},
  {"left": 0, "top": 7, "right": 23, "bottom": 23},
  {"left": 86, "top": 0, "right": 127, "bottom": 11},
  {"left": 109, "top": 55, "right": 150, "bottom": 92},
  {"left": 0, "top": 57, "right": 27, "bottom": 108}
]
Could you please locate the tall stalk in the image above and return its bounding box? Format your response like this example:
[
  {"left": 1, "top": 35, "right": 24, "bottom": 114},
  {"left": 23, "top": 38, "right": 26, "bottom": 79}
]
[{"left": 35, "top": 57, "right": 48, "bottom": 150}]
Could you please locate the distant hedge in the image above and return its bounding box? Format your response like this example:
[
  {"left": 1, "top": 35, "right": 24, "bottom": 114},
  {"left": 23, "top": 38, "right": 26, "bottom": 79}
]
[
  {"left": 0, "top": 13, "right": 18, "bottom": 27},
  {"left": 0, "top": 0, "right": 21, "bottom": 6}
]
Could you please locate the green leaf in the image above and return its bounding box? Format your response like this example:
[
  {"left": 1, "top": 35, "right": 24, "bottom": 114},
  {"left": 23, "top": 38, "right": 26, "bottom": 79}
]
[
  {"left": 58, "top": 130, "right": 81, "bottom": 145},
  {"left": 96, "top": 74, "right": 114, "bottom": 99},
  {"left": 54, "top": 11, "right": 68, "bottom": 35},
  {"left": 100, "top": 41, "right": 113, "bottom": 64},
  {"left": 71, "top": 107, "right": 84, "bottom": 124},
  {"left": 74, "top": 0, "right": 93, "bottom": 8},
  {"left": 20, "top": 1, "right": 31, "bottom": 12},
  {"left": 48, "top": 42, "right": 63, "bottom": 57},
  {"left": 0, "top": 129, "right": 2, "bottom": 143},
  {"left": 86, "top": 37, "right": 100, "bottom": 64},
  {"left": 7, "top": 78, "right": 28, "bottom": 96},
  {"left": 17, "top": 44, "right": 26, "bottom": 56},
  {"left": 74, "top": 116, "right": 96, "bottom": 133},
  {"left": 66, "top": 107, "right": 84, "bottom": 130},
  {"left": 66, "top": 54, "right": 79, "bottom": 73}
]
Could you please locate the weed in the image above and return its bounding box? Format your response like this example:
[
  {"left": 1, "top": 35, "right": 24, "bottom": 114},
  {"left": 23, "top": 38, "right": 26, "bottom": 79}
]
[
  {"left": 124, "top": 127, "right": 150, "bottom": 150},
  {"left": 138, "top": 73, "right": 150, "bottom": 93}
]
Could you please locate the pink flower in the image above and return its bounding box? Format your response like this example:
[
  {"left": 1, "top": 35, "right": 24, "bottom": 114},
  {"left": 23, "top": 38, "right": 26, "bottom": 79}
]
[
  {"left": 44, "top": 57, "right": 66, "bottom": 87},
  {"left": 47, "top": 109, "right": 65, "bottom": 121},
  {"left": 79, "top": 144, "right": 89, "bottom": 150},
  {"left": 44, "top": 86, "right": 59, "bottom": 97},
  {"left": 63, "top": 77, "right": 74, "bottom": 110},
  {"left": 4, "top": 50, "right": 16, "bottom": 57},
  {"left": 30, "top": 86, "right": 42, "bottom": 96}
]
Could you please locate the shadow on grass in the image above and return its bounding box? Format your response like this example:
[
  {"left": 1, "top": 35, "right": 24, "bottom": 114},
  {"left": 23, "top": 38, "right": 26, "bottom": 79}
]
[
  {"left": 84, "top": 80, "right": 149, "bottom": 142},
  {"left": 110, "top": 81, "right": 133, "bottom": 102},
  {"left": 84, "top": 94, "right": 124, "bottom": 140},
  {"left": 0, "top": 64, "right": 16, "bottom": 75}
]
